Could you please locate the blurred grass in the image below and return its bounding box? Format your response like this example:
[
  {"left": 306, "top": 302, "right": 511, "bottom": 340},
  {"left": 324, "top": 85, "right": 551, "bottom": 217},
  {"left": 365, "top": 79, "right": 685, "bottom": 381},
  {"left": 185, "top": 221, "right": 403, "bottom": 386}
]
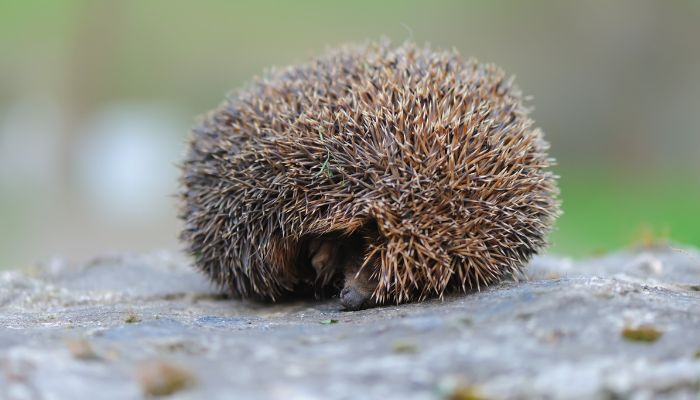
[
  {"left": 1, "top": 1, "right": 699, "bottom": 267},
  {"left": 550, "top": 170, "right": 700, "bottom": 257}
]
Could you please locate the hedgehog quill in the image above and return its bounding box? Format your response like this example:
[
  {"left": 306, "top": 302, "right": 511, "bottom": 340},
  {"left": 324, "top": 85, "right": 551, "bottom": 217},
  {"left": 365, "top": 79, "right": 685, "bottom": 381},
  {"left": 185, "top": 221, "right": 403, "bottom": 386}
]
[{"left": 179, "top": 41, "right": 560, "bottom": 310}]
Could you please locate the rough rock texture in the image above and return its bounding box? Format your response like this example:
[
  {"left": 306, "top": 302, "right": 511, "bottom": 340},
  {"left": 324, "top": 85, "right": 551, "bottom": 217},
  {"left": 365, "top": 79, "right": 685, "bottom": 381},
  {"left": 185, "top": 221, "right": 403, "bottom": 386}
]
[{"left": 1, "top": 246, "right": 699, "bottom": 400}]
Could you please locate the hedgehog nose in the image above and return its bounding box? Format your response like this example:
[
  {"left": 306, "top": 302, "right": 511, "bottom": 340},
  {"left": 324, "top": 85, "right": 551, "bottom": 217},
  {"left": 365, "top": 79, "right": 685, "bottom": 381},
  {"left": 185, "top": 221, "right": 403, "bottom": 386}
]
[{"left": 340, "top": 287, "right": 367, "bottom": 311}]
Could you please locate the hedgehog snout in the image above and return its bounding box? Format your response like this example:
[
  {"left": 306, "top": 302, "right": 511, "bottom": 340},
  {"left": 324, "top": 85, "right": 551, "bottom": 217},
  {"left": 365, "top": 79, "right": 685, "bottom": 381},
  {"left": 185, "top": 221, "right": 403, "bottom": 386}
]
[
  {"left": 339, "top": 286, "right": 368, "bottom": 311},
  {"left": 340, "top": 253, "right": 378, "bottom": 311}
]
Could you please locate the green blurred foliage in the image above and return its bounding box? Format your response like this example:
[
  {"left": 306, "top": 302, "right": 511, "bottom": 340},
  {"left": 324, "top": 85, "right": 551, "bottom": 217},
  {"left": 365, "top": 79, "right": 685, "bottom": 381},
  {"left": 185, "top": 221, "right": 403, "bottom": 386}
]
[
  {"left": 1, "top": 1, "right": 699, "bottom": 267},
  {"left": 552, "top": 170, "right": 700, "bottom": 256}
]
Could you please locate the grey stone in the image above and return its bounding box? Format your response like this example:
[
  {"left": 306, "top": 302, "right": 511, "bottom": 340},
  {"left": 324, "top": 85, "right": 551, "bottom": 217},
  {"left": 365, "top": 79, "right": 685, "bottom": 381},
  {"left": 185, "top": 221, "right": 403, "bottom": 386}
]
[{"left": 1, "top": 246, "right": 699, "bottom": 399}]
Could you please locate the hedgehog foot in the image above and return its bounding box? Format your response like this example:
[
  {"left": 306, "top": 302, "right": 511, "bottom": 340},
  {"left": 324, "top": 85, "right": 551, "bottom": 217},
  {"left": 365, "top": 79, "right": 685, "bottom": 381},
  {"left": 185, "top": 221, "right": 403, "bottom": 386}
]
[{"left": 308, "top": 239, "right": 342, "bottom": 286}]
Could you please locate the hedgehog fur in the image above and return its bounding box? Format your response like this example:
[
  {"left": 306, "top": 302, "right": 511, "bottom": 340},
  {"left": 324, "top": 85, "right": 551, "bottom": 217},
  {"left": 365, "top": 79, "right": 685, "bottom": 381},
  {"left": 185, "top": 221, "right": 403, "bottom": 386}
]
[{"left": 179, "top": 41, "right": 560, "bottom": 310}]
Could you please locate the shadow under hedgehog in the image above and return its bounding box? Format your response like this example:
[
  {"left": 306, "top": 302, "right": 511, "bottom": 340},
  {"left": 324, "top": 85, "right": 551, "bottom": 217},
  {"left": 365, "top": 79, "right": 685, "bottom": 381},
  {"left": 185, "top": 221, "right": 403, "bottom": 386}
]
[{"left": 178, "top": 41, "right": 560, "bottom": 310}]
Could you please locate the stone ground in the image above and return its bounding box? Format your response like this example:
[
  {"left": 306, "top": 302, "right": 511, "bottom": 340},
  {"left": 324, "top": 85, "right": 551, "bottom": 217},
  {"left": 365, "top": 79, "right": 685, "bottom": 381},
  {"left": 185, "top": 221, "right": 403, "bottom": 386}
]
[{"left": 1, "top": 246, "right": 699, "bottom": 400}]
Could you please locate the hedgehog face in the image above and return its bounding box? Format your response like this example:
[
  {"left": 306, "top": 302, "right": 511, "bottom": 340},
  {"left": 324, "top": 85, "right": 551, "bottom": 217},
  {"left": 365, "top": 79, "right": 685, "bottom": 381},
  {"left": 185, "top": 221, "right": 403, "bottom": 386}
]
[
  {"left": 340, "top": 261, "right": 377, "bottom": 310},
  {"left": 307, "top": 234, "right": 377, "bottom": 310}
]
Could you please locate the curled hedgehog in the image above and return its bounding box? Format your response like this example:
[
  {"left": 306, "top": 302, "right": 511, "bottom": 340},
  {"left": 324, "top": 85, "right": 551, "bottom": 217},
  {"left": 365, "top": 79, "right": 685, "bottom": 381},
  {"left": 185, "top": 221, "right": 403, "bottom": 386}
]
[{"left": 179, "top": 41, "right": 560, "bottom": 310}]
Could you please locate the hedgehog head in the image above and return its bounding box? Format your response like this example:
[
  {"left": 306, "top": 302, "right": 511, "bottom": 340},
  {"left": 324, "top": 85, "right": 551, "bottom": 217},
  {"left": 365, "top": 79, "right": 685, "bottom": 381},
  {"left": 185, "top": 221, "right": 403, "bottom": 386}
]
[{"left": 179, "top": 41, "right": 560, "bottom": 309}]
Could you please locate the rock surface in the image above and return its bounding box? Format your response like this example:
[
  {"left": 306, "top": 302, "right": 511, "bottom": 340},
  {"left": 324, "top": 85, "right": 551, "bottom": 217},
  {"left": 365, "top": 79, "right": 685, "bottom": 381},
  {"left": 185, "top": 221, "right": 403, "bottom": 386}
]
[{"left": 1, "top": 246, "right": 699, "bottom": 400}]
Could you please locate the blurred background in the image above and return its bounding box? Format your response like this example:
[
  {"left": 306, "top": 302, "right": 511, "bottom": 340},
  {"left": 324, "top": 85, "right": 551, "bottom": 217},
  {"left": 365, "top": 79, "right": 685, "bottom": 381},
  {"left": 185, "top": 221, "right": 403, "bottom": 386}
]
[{"left": 1, "top": 0, "right": 699, "bottom": 269}]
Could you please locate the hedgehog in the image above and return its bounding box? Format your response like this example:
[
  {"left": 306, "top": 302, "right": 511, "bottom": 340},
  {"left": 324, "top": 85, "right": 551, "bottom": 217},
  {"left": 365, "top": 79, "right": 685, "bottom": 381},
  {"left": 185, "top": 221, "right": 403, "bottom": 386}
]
[{"left": 179, "top": 41, "right": 560, "bottom": 310}]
